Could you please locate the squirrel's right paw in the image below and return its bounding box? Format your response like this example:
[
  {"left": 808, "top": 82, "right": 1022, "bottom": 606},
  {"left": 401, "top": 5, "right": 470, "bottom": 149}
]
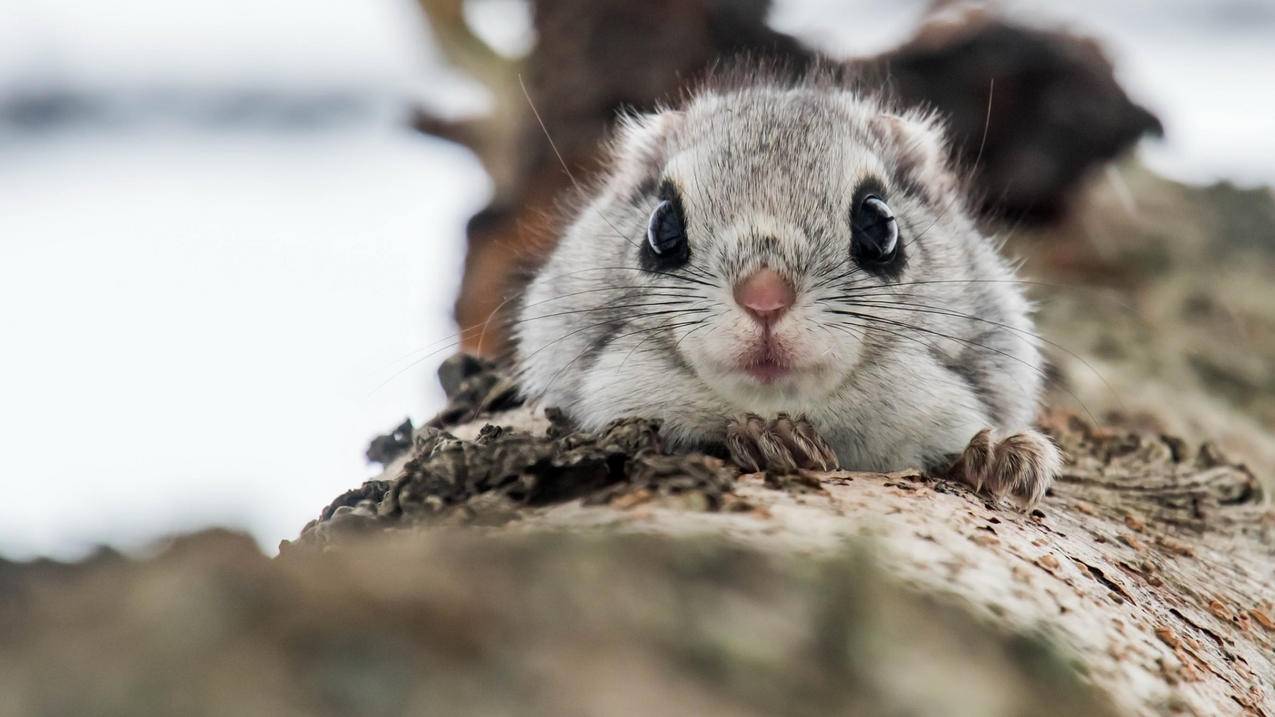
[
  {"left": 948, "top": 428, "right": 1061, "bottom": 509},
  {"left": 725, "top": 413, "right": 839, "bottom": 474}
]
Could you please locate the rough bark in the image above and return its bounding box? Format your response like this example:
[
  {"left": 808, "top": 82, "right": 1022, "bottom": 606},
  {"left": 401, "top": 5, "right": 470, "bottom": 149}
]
[
  {"left": 3, "top": 406, "right": 1269, "bottom": 716},
  {"left": 1, "top": 531, "right": 1127, "bottom": 717},
  {"left": 283, "top": 392, "right": 1274, "bottom": 716}
]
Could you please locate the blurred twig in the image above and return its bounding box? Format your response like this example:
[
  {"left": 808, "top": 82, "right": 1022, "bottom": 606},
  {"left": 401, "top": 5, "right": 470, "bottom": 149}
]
[{"left": 414, "top": 0, "right": 527, "bottom": 203}]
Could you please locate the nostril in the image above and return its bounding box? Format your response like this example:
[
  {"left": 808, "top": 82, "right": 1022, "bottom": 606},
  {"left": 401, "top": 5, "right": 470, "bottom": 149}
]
[{"left": 734, "top": 268, "right": 795, "bottom": 325}]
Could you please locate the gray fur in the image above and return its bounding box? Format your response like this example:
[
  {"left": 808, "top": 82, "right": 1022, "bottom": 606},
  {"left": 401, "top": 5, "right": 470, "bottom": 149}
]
[{"left": 513, "top": 73, "right": 1059, "bottom": 496}]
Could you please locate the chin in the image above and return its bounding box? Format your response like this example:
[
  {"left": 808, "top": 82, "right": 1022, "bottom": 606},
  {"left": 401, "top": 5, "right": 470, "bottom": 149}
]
[{"left": 709, "top": 362, "right": 839, "bottom": 411}]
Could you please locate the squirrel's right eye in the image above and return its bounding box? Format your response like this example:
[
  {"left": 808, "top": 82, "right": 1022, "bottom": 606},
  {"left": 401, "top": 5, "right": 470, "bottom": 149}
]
[
  {"left": 642, "top": 198, "right": 689, "bottom": 269},
  {"left": 646, "top": 200, "right": 686, "bottom": 256}
]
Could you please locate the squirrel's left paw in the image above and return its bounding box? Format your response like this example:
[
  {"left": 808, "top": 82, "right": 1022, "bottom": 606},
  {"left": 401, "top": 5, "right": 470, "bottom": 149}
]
[{"left": 948, "top": 428, "right": 1061, "bottom": 509}]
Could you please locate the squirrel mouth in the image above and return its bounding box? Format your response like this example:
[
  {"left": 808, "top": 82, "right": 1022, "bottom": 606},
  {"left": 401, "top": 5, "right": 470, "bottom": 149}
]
[
  {"left": 743, "top": 360, "right": 791, "bottom": 383},
  {"left": 739, "top": 341, "right": 794, "bottom": 384}
]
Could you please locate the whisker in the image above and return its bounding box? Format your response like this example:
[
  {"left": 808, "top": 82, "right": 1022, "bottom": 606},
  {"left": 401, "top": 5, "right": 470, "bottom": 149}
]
[
  {"left": 670, "top": 319, "right": 712, "bottom": 354},
  {"left": 519, "top": 74, "right": 643, "bottom": 251},
  {"left": 827, "top": 310, "right": 1096, "bottom": 422},
  {"left": 971, "top": 77, "right": 995, "bottom": 179},
  {"left": 375, "top": 283, "right": 707, "bottom": 376},
  {"left": 828, "top": 278, "right": 1143, "bottom": 316},
  {"left": 514, "top": 307, "right": 711, "bottom": 377},
  {"left": 371, "top": 303, "right": 707, "bottom": 397},
  {"left": 478, "top": 281, "right": 703, "bottom": 354},
  {"left": 825, "top": 319, "right": 1039, "bottom": 420},
  {"left": 522, "top": 300, "right": 701, "bottom": 324},
  {"left": 816, "top": 296, "right": 1123, "bottom": 409},
  {"left": 538, "top": 318, "right": 708, "bottom": 396},
  {"left": 554, "top": 264, "right": 721, "bottom": 290},
  {"left": 615, "top": 309, "right": 718, "bottom": 369},
  {"left": 809, "top": 264, "right": 865, "bottom": 291}
]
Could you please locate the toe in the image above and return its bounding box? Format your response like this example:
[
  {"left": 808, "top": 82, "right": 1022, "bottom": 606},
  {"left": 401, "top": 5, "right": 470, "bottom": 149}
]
[
  {"left": 753, "top": 421, "right": 798, "bottom": 473},
  {"left": 950, "top": 428, "right": 994, "bottom": 492},
  {"left": 725, "top": 415, "right": 766, "bottom": 473},
  {"left": 793, "top": 414, "right": 840, "bottom": 470},
  {"left": 993, "top": 431, "right": 1061, "bottom": 508},
  {"left": 771, "top": 413, "right": 836, "bottom": 471}
]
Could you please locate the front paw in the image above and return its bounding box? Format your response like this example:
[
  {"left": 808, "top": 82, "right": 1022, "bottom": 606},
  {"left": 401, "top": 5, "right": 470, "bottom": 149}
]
[
  {"left": 725, "top": 413, "right": 840, "bottom": 474},
  {"left": 948, "top": 428, "right": 1061, "bottom": 508}
]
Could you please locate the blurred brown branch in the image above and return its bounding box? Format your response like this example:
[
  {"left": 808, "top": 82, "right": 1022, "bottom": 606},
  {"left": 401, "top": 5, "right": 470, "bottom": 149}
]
[{"left": 415, "top": 0, "right": 527, "bottom": 202}]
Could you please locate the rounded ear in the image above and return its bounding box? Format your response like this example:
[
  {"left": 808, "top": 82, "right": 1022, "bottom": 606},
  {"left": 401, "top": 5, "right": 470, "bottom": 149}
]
[
  {"left": 607, "top": 110, "right": 683, "bottom": 191},
  {"left": 871, "top": 112, "right": 958, "bottom": 205}
]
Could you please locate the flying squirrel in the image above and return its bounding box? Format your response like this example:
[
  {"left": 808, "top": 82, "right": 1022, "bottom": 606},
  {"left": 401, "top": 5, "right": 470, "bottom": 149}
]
[{"left": 513, "top": 68, "right": 1061, "bottom": 507}]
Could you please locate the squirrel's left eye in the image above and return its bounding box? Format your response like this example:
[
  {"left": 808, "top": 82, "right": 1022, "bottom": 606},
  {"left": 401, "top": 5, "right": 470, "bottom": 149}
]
[{"left": 852, "top": 195, "right": 899, "bottom": 261}]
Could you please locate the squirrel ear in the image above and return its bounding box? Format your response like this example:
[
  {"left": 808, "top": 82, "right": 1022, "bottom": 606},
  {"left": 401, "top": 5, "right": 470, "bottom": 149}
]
[
  {"left": 871, "top": 112, "right": 958, "bottom": 204},
  {"left": 612, "top": 109, "right": 682, "bottom": 165},
  {"left": 610, "top": 109, "right": 683, "bottom": 193}
]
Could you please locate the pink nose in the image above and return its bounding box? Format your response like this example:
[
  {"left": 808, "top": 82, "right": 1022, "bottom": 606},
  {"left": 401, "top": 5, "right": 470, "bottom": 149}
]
[{"left": 733, "top": 268, "right": 795, "bottom": 325}]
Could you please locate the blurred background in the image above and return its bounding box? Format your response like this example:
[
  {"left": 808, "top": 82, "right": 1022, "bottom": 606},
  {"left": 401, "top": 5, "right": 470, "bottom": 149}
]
[{"left": 1, "top": 0, "right": 1273, "bottom": 560}]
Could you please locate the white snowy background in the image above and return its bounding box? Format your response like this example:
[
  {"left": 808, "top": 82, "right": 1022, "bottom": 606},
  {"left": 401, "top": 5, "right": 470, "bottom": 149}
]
[{"left": 1, "top": 0, "right": 1272, "bottom": 559}]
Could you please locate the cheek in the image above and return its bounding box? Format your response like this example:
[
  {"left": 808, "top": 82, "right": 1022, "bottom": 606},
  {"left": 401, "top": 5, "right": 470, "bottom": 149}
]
[
  {"left": 803, "top": 319, "right": 867, "bottom": 368},
  {"left": 777, "top": 309, "right": 866, "bottom": 366}
]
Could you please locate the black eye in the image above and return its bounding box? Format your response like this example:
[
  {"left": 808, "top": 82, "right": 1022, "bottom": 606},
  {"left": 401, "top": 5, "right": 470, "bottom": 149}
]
[
  {"left": 852, "top": 195, "right": 899, "bottom": 261},
  {"left": 647, "top": 200, "right": 685, "bottom": 255},
  {"left": 641, "top": 184, "right": 689, "bottom": 270}
]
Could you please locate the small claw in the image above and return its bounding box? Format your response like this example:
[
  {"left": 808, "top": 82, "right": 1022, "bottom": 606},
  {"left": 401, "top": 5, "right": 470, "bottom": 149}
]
[
  {"left": 726, "top": 415, "right": 766, "bottom": 473},
  {"left": 951, "top": 428, "right": 994, "bottom": 493},
  {"left": 771, "top": 414, "right": 817, "bottom": 469},
  {"left": 769, "top": 413, "right": 836, "bottom": 471},
  {"left": 794, "top": 414, "right": 840, "bottom": 470},
  {"left": 753, "top": 420, "right": 798, "bottom": 474}
]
